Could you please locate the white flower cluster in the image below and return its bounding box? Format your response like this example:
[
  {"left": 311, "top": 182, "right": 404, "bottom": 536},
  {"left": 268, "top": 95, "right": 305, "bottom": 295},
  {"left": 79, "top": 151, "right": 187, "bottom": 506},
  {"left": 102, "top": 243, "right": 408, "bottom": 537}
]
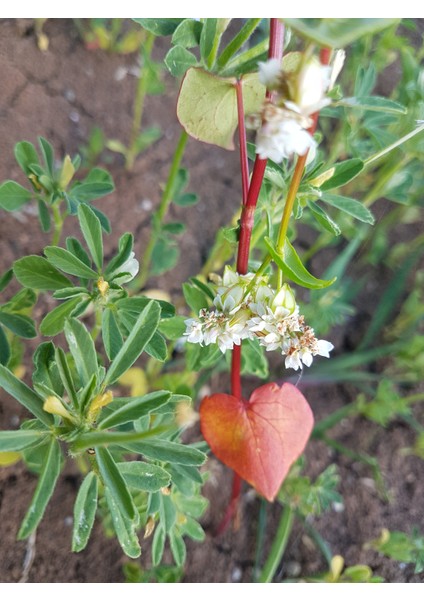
[
  {"left": 255, "top": 51, "right": 345, "bottom": 163},
  {"left": 184, "top": 266, "right": 333, "bottom": 371}
]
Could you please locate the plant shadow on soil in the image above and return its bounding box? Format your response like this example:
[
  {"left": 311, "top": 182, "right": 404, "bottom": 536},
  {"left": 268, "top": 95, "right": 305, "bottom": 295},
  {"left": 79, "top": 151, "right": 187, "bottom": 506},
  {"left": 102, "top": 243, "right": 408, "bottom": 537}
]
[{"left": 0, "top": 19, "right": 423, "bottom": 583}]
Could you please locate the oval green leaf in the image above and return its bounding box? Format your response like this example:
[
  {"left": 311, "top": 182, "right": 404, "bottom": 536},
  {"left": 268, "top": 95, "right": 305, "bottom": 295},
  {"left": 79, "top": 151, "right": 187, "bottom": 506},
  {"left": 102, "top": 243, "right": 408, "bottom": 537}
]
[
  {"left": 72, "top": 472, "right": 99, "bottom": 552},
  {"left": 14, "top": 256, "right": 72, "bottom": 290}
]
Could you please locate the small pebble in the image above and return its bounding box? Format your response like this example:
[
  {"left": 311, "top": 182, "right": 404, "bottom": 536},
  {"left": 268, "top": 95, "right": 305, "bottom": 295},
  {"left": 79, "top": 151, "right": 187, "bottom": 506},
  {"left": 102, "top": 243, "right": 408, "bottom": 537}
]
[
  {"left": 64, "top": 516, "right": 73, "bottom": 527},
  {"left": 10, "top": 415, "right": 20, "bottom": 427},
  {"left": 64, "top": 88, "right": 76, "bottom": 102},
  {"left": 69, "top": 110, "right": 80, "bottom": 124},
  {"left": 140, "top": 198, "right": 153, "bottom": 211},
  {"left": 114, "top": 66, "right": 127, "bottom": 82},
  {"left": 231, "top": 566, "right": 242, "bottom": 582}
]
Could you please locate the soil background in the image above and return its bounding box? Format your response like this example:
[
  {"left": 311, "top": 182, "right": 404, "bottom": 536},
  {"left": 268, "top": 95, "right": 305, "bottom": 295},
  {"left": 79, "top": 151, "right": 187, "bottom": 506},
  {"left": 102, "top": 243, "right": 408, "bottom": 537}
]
[{"left": 0, "top": 19, "right": 423, "bottom": 583}]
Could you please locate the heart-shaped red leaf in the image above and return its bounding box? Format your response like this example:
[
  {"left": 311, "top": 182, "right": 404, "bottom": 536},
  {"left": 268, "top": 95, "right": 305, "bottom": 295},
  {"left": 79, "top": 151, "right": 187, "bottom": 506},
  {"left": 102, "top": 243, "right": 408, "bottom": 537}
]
[{"left": 200, "top": 382, "right": 314, "bottom": 501}]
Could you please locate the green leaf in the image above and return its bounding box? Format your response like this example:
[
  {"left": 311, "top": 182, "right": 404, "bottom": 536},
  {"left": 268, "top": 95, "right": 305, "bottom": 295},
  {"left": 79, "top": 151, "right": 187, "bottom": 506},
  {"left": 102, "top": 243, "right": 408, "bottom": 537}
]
[
  {"left": 172, "top": 19, "right": 202, "bottom": 48},
  {"left": 33, "top": 342, "right": 63, "bottom": 397},
  {"left": 145, "top": 332, "right": 168, "bottom": 361},
  {"left": 151, "top": 238, "right": 179, "bottom": 276},
  {"left": 96, "top": 446, "right": 137, "bottom": 522},
  {"left": 18, "top": 437, "right": 62, "bottom": 539},
  {"left": 173, "top": 192, "right": 199, "bottom": 206},
  {"left": 165, "top": 45, "right": 198, "bottom": 77},
  {"left": 0, "top": 430, "right": 46, "bottom": 452},
  {"left": 64, "top": 318, "right": 98, "bottom": 387},
  {"left": 152, "top": 525, "right": 165, "bottom": 566},
  {"left": 162, "top": 222, "right": 186, "bottom": 235},
  {"left": 241, "top": 338, "right": 269, "bottom": 378},
  {"left": 182, "top": 283, "right": 209, "bottom": 314},
  {"left": 284, "top": 18, "right": 399, "bottom": 47},
  {"left": 52, "top": 287, "right": 88, "bottom": 300},
  {"left": 118, "top": 461, "right": 171, "bottom": 492},
  {"left": 37, "top": 198, "right": 51, "bottom": 232},
  {"left": 44, "top": 247, "right": 98, "bottom": 279},
  {"left": 337, "top": 96, "right": 407, "bottom": 115},
  {"left": 0, "top": 269, "right": 13, "bottom": 293},
  {"left": 105, "top": 233, "right": 134, "bottom": 278},
  {"left": 14, "top": 141, "right": 40, "bottom": 175},
  {"left": 317, "top": 159, "right": 365, "bottom": 191},
  {"left": 40, "top": 296, "right": 82, "bottom": 337},
  {"left": 158, "top": 316, "right": 187, "bottom": 341},
  {"left": 66, "top": 237, "right": 92, "bottom": 268},
  {"left": 0, "top": 312, "right": 36, "bottom": 338},
  {"left": 186, "top": 343, "right": 222, "bottom": 371},
  {"left": 0, "top": 325, "right": 10, "bottom": 366},
  {"left": 78, "top": 204, "right": 103, "bottom": 270},
  {"left": 129, "top": 439, "right": 207, "bottom": 466},
  {"left": 307, "top": 201, "right": 341, "bottom": 236},
  {"left": 133, "top": 18, "right": 183, "bottom": 36},
  {"left": 98, "top": 391, "right": 171, "bottom": 430},
  {"left": 177, "top": 68, "right": 265, "bottom": 150},
  {"left": 159, "top": 493, "right": 176, "bottom": 533},
  {"left": 0, "top": 364, "right": 53, "bottom": 426},
  {"left": 104, "top": 300, "right": 161, "bottom": 386},
  {"left": 69, "top": 182, "right": 113, "bottom": 202},
  {"left": 72, "top": 427, "right": 168, "bottom": 452},
  {"left": 180, "top": 516, "right": 206, "bottom": 542},
  {"left": 169, "top": 529, "right": 186, "bottom": 567},
  {"left": 14, "top": 256, "right": 72, "bottom": 291},
  {"left": 321, "top": 194, "right": 375, "bottom": 224},
  {"left": 38, "top": 137, "right": 54, "bottom": 176},
  {"left": 116, "top": 297, "right": 175, "bottom": 320},
  {"left": 265, "top": 237, "right": 336, "bottom": 290},
  {"left": 102, "top": 308, "right": 123, "bottom": 361},
  {"left": 0, "top": 180, "right": 32, "bottom": 211},
  {"left": 134, "top": 126, "right": 162, "bottom": 153},
  {"left": 72, "top": 472, "right": 99, "bottom": 552},
  {"left": 104, "top": 488, "right": 141, "bottom": 559}
]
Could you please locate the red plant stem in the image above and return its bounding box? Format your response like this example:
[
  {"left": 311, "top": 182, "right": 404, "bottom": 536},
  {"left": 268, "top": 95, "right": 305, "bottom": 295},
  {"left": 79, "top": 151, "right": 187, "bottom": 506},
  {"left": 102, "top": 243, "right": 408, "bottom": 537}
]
[{"left": 217, "top": 18, "right": 285, "bottom": 537}]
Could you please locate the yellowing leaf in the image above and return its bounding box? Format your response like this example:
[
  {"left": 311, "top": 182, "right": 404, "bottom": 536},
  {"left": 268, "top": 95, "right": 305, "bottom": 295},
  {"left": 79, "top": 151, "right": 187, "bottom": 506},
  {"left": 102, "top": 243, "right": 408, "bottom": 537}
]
[
  {"left": 59, "top": 155, "right": 75, "bottom": 189},
  {"left": 177, "top": 68, "right": 265, "bottom": 150},
  {"left": 0, "top": 451, "right": 21, "bottom": 466}
]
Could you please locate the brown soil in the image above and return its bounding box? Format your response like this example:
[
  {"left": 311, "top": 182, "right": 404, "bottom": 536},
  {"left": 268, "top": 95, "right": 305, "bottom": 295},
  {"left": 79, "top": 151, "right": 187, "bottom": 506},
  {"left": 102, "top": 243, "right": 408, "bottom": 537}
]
[{"left": 0, "top": 19, "right": 423, "bottom": 583}]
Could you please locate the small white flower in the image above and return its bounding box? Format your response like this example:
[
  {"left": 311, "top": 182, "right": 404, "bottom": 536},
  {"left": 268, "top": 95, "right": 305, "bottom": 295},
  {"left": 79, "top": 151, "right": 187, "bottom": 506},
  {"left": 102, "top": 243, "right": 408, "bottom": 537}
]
[
  {"left": 316, "top": 339, "right": 334, "bottom": 358},
  {"left": 111, "top": 252, "right": 140, "bottom": 284},
  {"left": 328, "top": 49, "right": 345, "bottom": 91},
  {"left": 256, "top": 117, "right": 316, "bottom": 162},
  {"left": 258, "top": 58, "right": 281, "bottom": 87},
  {"left": 184, "top": 318, "right": 204, "bottom": 344},
  {"left": 285, "top": 352, "right": 303, "bottom": 371}
]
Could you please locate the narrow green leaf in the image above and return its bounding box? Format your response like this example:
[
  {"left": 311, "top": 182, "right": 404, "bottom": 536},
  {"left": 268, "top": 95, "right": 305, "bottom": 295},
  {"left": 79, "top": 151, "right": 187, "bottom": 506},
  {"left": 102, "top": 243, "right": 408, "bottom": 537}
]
[
  {"left": 182, "top": 283, "right": 209, "bottom": 314},
  {"left": 14, "top": 256, "right": 72, "bottom": 291},
  {"left": 66, "top": 237, "right": 91, "bottom": 268},
  {"left": 129, "top": 439, "right": 207, "bottom": 466},
  {"left": 152, "top": 525, "right": 165, "bottom": 566},
  {"left": 18, "top": 437, "right": 62, "bottom": 539},
  {"left": 159, "top": 493, "right": 176, "bottom": 533},
  {"left": 318, "top": 159, "right": 364, "bottom": 191},
  {"left": 173, "top": 192, "right": 199, "bottom": 206},
  {"left": 72, "top": 472, "right": 99, "bottom": 552},
  {"left": 44, "top": 247, "right": 98, "bottom": 279},
  {"left": 145, "top": 332, "right": 168, "bottom": 361},
  {"left": 337, "top": 96, "right": 407, "bottom": 115},
  {"left": 0, "top": 430, "right": 46, "bottom": 452},
  {"left": 104, "top": 488, "right": 141, "bottom": 559},
  {"left": 77, "top": 204, "right": 103, "bottom": 270},
  {"left": 265, "top": 237, "right": 336, "bottom": 290},
  {"left": 14, "top": 141, "right": 40, "bottom": 175},
  {"left": 169, "top": 529, "right": 186, "bottom": 566},
  {"left": 69, "top": 182, "right": 113, "bottom": 202},
  {"left": 118, "top": 461, "right": 171, "bottom": 492},
  {"left": 199, "top": 18, "right": 218, "bottom": 65},
  {"left": 0, "top": 312, "right": 36, "bottom": 338},
  {"left": 0, "top": 181, "right": 32, "bottom": 211},
  {"left": 307, "top": 201, "right": 341, "bottom": 236},
  {"left": 151, "top": 238, "right": 179, "bottom": 275},
  {"left": 52, "top": 287, "right": 88, "bottom": 300},
  {"left": 96, "top": 446, "right": 136, "bottom": 521},
  {"left": 116, "top": 296, "right": 175, "bottom": 319},
  {"left": 38, "top": 137, "right": 54, "bottom": 176},
  {"left": 321, "top": 194, "right": 375, "bottom": 224},
  {"left": 55, "top": 347, "right": 78, "bottom": 408},
  {"left": 190, "top": 277, "right": 215, "bottom": 301},
  {"left": 0, "top": 325, "right": 10, "bottom": 366},
  {"left": 98, "top": 391, "right": 171, "bottom": 430},
  {"left": 165, "top": 46, "right": 198, "bottom": 77},
  {"left": 72, "top": 427, "right": 168, "bottom": 452},
  {"left": 104, "top": 233, "right": 134, "bottom": 278},
  {"left": 0, "top": 364, "right": 53, "bottom": 426},
  {"left": 0, "top": 269, "right": 13, "bottom": 293},
  {"left": 217, "top": 18, "right": 261, "bottom": 68},
  {"left": 40, "top": 296, "right": 81, "bottom": 337},
  {"left": 64, "top": 318, "right": 98, "bottom": 387},
  {"left": 37, "top": 198, "right": 51, "bottom": 232},
  {"left": 102, "top": 308, "right": 123, "bottom": 361},
  {"left": 104, "top": 300, "right": 161, "bottom": 386},
  {"left": 180, "top": 516, "right": 206, "bottom": 542}
]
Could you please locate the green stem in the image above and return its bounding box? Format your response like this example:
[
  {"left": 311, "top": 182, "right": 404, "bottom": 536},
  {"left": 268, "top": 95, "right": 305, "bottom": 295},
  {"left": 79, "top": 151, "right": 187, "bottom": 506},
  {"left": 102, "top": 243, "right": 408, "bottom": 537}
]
[
  {"left": 363, "top": 156, "right": 408, "bottom": 207},
  {"left": 259, "top": 504, "right": 294, "bottom": 582},
  {"left": 133, "top": 129, "right": 189, "bottom": 290},
  {"left": 51, "top": 203, "right": 64, "bottom": 246},
  {"left": 125, "top": 31, "right": 155, "bottom": 171},
  {"left": 221, "top": 38, "right": 269, "bottom": 75},
  {"left": 217, "top": 18, "right": 262, "bottom": 69},
  {"left": 364, "top": 122, "right": 424, "bottom": 168},
  {"left": 90, "top": 308, "right": 103, "bottom": 342}
]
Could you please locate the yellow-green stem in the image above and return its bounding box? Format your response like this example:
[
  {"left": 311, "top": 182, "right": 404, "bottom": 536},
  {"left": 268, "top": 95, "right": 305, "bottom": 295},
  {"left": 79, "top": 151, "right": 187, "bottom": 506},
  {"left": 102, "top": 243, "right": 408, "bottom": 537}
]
[
  {"left": 259, "top": 505, "right": 294, "bottom": 582},
  {"left": 51, "top": 203, "right": 64, "bottom": 247}
]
